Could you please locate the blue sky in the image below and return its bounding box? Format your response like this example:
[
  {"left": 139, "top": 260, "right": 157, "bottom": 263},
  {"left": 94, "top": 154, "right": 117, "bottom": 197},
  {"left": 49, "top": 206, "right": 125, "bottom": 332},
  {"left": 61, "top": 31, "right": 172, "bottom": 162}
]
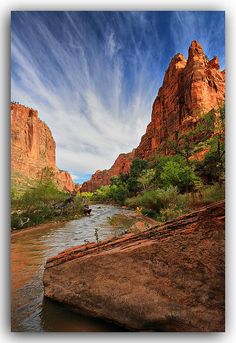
[{"left": 11, "top": 11, "right": 225, "bottom": 184}]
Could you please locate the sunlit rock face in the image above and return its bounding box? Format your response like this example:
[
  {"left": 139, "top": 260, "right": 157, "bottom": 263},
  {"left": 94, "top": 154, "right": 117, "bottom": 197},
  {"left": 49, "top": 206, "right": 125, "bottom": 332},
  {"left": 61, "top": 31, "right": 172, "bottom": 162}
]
[
  {"left": 80, "top": 152, "right": 134, "bottom": 192},
  {"left": 134, "top": 40, "right": 225, "bottom": 159},
  {"left": 11, "top": 102, "right": 75, "bottom": 191},
  {"left": 81, "top": 40, "right": 225, "bottom": 191},
  {"left": 55, "top": 170, "right": 76, "bottom": 192}
]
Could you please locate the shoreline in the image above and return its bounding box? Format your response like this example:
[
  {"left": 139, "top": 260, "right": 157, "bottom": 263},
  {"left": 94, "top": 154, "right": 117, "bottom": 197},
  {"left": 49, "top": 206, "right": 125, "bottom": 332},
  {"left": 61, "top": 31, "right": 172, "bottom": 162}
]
[
  {"left": 11, "top": 204, "right": 158, "bottom": 238},
  {"left": 11, "top": 219, "right": 70, "bottom": 237}
]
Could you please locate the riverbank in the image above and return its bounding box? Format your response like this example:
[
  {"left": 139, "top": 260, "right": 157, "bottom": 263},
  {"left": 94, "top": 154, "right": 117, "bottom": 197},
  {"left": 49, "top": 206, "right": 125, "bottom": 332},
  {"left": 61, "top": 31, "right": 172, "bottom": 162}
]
[
  {"left": 44, "top": 201, "right": 225, "bottom": 332},
  {"left": 11, "top": 204, "right": 139, "bottom": 331},
  {"left": 11, "top": 204, "right": 157, "bottom": 238}
]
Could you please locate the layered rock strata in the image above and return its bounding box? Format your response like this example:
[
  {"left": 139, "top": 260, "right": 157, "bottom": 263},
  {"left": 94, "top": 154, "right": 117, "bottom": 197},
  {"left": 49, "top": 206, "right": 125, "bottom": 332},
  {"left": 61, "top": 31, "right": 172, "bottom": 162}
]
[
  {"left": 11, "top": 102, "right": 75, "bottom": 191},
  {"left": 43, "top": 201, "right": 225, "bottom": 332}
]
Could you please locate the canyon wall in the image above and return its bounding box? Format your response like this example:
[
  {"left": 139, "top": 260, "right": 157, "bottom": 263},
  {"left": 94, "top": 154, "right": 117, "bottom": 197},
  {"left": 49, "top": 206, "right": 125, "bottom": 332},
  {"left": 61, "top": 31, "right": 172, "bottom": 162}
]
[
  {"left": 11, "top": 103, "right": 75, "bottom": 192},
  {"left": 134, "top": 40, "right": 225, "bottom": 159},
  {"left": 81, "top": 152, "right": 134, "bottom": 192},
  {"left": 81, "top": 40, "right": 225, "bottom": 191}
]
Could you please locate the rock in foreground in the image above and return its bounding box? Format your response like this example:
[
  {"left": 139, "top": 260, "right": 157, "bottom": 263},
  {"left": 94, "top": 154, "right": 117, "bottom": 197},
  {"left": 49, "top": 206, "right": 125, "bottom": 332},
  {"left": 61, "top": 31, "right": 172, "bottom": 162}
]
[{"left": 43, "top": 201, "right": 225, "bottom": 332}]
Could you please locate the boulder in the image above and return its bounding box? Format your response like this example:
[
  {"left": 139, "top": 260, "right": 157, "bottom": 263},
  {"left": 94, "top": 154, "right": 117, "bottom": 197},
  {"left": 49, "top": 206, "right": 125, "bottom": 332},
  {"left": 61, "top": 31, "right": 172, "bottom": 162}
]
[{"left": 43, "top": 201, "right": 225, "bottom": 332}]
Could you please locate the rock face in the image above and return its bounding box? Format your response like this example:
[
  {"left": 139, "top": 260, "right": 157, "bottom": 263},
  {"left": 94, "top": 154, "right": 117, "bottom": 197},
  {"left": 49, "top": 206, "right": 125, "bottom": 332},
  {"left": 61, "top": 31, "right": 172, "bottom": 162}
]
[
  {"left": 43, "top": 201, "right": 225, "bottom": 332},
  {"left": 135, "top": 41, "right": 225, "bottom": 159},
  {"left": 55, "top": 170, "right": 76, "bottom": 192},
  {"left": 11, "top": 102, "right": 75, "bottom": 191},
  {"left": 81, "top": 40, "right": 225, "bottom": 190},
  {"left": 81, "top": 152, "right": 134, "bottom": 192}
]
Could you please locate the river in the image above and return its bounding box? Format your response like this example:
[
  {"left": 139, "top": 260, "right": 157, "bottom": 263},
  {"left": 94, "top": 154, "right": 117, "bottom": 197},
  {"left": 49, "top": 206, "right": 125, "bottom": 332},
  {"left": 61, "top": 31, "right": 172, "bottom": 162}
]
[{"left": 11, "top": 204, "right": 134, "bottom": 332}]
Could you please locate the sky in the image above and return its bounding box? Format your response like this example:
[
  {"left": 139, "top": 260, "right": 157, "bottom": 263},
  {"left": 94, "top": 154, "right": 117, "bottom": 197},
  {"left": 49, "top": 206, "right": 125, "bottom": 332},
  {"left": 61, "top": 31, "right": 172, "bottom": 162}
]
[{"left": 11, "top": 11, "right": 225, "bottom": 184}]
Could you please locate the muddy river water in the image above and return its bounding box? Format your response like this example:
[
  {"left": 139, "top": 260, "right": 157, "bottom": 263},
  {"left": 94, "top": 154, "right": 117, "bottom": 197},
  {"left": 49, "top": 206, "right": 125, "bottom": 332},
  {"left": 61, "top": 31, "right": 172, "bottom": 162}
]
[{"left": 11, "top": 204, "right": 134, "bottom": 332}]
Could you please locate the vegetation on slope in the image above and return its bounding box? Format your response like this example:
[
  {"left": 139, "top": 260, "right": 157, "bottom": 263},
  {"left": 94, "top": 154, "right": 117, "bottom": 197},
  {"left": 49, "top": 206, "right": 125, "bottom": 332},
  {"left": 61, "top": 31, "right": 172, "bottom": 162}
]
[
  {"left": 11, "top": 167, "right": 83, "bottom": 230},
  {"left": 84, "top": 106, "right": 225, "bottom": 221}
]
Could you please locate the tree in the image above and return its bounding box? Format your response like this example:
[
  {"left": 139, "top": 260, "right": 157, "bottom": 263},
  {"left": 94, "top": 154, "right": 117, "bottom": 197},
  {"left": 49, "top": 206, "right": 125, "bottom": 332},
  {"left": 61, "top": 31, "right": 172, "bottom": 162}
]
[
  {"left": 138, "top": 169, "right": 155, "bottom": 191},
  {"left": 130, "top": 158, "right": 148, "bottom": 178},
  {"left": 194, "top": 105, "right": 225, "bottom": 184},
  {"left": 157, "top": 158, "right": 200, "bottom": 193}
]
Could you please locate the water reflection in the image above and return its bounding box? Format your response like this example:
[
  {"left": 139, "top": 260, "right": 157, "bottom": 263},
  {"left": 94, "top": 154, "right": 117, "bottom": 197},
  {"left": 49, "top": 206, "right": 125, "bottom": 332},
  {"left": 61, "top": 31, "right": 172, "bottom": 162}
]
[{"left": 11, "top": 204, "right": 133, "bottom": 331}]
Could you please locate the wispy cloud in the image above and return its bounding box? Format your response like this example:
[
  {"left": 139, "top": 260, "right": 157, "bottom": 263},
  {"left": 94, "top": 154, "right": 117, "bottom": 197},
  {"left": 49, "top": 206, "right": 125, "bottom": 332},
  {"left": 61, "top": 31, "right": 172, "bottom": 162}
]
[{"left": 11, "top": 11, "right": 225, "bottom": 181}]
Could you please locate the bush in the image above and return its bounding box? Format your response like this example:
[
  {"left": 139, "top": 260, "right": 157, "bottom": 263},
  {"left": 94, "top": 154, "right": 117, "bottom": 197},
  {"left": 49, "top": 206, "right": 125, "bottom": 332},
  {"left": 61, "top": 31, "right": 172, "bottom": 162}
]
[
  {"left": 159, "top": 160, "right": 200, "bottom": 193},
  {"left": 178, "top": 183, "right": 224, "bottom": 209},
  {"left": 159, "top": 207, "right": 185, "bottom": 221},
  {"left": 93, "top": 184, "right": 128, "bottom": 204},
  {"left": 11, "top": 179, "right": 83, "bottom": 229},
  {"left": 125, "top": 186, "right": 179, "bottom": 214}
]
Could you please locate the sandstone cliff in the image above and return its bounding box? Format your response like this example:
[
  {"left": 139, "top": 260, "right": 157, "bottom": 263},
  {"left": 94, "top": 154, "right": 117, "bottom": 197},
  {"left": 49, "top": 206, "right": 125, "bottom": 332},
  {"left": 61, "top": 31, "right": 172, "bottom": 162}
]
[
  {"left": 81, "top": 40, "right": 225, "bottom": 191},
  {"left": 135, "top": 40, "right": 225, "bottom": 158},
  {"left": 81, "top": 151, "right": 134, "bottom": 192},
  {"left": 43, "top": 201, "right": 225, "bottom": 332},
  {"left": 11, "top": 102, "right": 75, "bottom": 192}
]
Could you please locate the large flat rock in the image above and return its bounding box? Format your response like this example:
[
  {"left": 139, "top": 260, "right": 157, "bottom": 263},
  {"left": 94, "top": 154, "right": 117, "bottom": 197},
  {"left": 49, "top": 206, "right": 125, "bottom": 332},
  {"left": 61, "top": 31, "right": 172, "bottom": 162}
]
[{"left": 43, "top": 201, "right": 225, "bottom": 331}]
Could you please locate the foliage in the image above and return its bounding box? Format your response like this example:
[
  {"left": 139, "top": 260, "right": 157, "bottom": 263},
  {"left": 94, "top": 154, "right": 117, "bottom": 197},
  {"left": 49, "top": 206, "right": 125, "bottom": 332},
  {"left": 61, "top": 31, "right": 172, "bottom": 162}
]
[
  {"left": 130, "top": 158, "right": 148, "bottom": 178},
  {"left": 11, "top": 174, "right": 83, "bottom": 230},
  {"left": 125, "top": 186, "right": 179, "bottom": 215},
  {"left": 93, "top": 184, "right": 128, "bottom": 204},
  {"left": 159, "top": 207, "right": 185, "bottom": 222},
  {"left": 194, "top": 106, "right": 225, "bottom": 184},
  {"left": 138, "top": 168, "right": 155, "bottom": 191},
  {"left": 177, "top": 183, "right": 224, "bottom": 209},
  {"left": 152, "top": 155, "right": 200, "bottom": 192},
  {"left": 165, "top": 109, "right": 216, "bottom": 162},
  {"left": 159, "top": 160, "right": 200, "bottom": 193}
]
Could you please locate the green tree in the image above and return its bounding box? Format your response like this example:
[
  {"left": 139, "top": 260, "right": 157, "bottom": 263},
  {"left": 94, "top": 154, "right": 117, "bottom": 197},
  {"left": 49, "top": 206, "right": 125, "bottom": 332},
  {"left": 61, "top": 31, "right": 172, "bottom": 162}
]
[
  {"left": 130, "top": 158, "right": 148, "bottom": 178},
  {"left": 157, "top": 158, "right": 200, "bottom": 193},
  {"left": 138, "top": 168, "right": 155, "bottom": 191}
]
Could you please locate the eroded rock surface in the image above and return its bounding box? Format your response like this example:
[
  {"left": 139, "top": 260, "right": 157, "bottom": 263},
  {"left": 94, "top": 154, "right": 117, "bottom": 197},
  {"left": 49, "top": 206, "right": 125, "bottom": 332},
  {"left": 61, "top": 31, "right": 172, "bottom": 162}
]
[
  {"left": 11, "top": 102, "right": 76, "bottom": 191},
  {"left": 43, "top": 201, "right": 225, "bottom": 332},
  {"left": 134, "top": 41, "right": 225, "bottom": 159}
]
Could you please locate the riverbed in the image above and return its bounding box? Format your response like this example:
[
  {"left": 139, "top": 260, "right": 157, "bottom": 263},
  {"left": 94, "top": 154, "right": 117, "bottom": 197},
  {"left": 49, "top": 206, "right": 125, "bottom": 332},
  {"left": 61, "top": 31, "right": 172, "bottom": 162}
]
[{"left": 11, "top": 204, "right": 135, "bottom": 332}]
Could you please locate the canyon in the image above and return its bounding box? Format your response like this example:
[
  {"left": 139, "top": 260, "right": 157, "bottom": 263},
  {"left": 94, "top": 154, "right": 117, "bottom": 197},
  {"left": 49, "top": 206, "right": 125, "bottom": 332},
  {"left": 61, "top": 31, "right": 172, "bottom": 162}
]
[
  {"left": 10, "top": 102, "right": 75, "bottom": 191},
  {"left": 81, "top": 40, "right": 225, "bottom": 192}
]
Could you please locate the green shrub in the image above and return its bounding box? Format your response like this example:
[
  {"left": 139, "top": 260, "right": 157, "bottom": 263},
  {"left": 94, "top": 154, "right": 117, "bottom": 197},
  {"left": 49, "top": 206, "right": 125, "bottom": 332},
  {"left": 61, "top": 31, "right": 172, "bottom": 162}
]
[
  {"left": 159, "top": 207, "right": 185, "bottom": 221},
  {"left": 11, "top": 178, "right": 83, "bottom": 229},
  {"left": 201, "top": 183, "right": 225, "bottom": 204},
  {"left": 125, "top": 186, "right": 179, "bottom": 214},
  {"left": 93, "top": 184, "right": 128, "bottom": 204},
  {"left": 159, "top": 160, "right": 200, "bottom": 193},
  {"left": 178, "top": 183, "right": 224, "bottom": 209}
]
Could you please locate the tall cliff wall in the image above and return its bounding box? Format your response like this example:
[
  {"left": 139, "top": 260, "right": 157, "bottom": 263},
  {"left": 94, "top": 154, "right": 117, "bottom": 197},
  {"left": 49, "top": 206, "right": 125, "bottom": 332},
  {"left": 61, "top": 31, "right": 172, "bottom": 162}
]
[
  {"left": 81, "top": 40, "right": 225, "bottom": 192},
  {"left": 135, "top": 40, "right": 225, "bottom": 158},
  {"left": 11, "top": 103, "right": 75, "bottom": 192}
]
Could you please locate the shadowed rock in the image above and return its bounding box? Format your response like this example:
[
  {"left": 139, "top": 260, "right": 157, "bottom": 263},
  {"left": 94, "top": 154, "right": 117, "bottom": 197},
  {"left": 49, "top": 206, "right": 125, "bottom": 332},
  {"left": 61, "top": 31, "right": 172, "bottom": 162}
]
[{"left": 43, "top": 201, "right": 225, "bottom": 332}]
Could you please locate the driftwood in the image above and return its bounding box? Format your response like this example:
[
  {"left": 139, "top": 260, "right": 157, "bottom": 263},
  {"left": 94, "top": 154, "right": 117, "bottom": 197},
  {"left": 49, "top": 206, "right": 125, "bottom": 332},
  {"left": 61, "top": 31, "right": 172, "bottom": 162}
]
[{"left": 52, "top": 191, "right": 77, "bottom": 215}]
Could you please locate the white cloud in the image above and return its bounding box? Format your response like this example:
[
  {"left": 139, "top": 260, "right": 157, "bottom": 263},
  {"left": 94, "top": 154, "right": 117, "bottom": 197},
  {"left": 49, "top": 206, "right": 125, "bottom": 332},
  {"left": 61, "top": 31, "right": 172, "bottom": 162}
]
[{"left": 11, "top": 12, "right": 161, "bottom": 177}]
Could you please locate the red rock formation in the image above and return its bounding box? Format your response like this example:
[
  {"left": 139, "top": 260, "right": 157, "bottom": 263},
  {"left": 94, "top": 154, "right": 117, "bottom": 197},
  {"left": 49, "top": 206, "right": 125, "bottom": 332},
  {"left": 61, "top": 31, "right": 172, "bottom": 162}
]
[
  {"left": 44, "top": 201, "right": 225, "bottom": 332},
  {"left": 11, "top": 103, "right": 56, "bottom": 177},
  {"left": 11, "top": 102, "right": 75, "bottom": 192},
  {"left": 135, "top": 41, "right": 225, "bottom": 158},
  {"left": 81, "top": 40, "right": 225, "bottom": 190},
  {"left": 81, "top": 151, "right": 134, "bottom": 192},
  {"left": 55, "top": 170, "right": 75, "bottom": 192}
]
